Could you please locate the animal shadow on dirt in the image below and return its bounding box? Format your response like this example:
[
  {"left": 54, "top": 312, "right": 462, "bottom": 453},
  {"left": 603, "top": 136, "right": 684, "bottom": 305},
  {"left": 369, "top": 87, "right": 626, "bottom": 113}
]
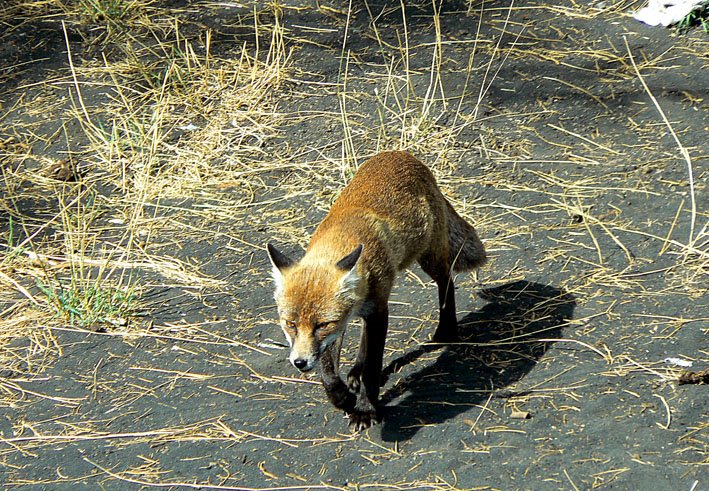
[{"left": 379, "top": 280, "right": 576, "bottom": 441}]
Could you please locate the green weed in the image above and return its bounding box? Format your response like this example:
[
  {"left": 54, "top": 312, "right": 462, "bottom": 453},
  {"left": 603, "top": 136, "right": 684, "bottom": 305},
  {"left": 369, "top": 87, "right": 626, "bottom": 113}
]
[
  {"left": 677, "top": 3, "right": 709, "bottom": 33},
  {"left": 74, "top": 0, "right": 136, "bottom": 24},
  {"left": 37, "top": 279, "right": 135, "bottom": 328}
]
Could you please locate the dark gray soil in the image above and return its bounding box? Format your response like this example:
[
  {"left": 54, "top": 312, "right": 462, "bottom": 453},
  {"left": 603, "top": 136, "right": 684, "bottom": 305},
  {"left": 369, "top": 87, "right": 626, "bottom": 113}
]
[{"left": 1, "top": 0, "right": 707, "bottom": 490}]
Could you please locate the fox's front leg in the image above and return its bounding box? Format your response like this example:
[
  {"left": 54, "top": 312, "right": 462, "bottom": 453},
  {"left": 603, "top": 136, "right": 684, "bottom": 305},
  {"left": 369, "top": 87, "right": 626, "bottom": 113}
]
[
  {"left": 346, "top": 330, "right": 365, "bottom": 394},
  {"left": 319, "top": 334, "right": 355, "bottom": 411},
  {"left": 348, "top": 305, "right": 388, "bottom": 431}
]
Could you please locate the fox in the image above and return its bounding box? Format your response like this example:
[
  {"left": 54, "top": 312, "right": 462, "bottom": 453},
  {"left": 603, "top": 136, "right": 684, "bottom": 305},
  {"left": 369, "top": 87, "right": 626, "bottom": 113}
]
[{"left": 266, "top": 151, "right": 486, "bottom": 431}]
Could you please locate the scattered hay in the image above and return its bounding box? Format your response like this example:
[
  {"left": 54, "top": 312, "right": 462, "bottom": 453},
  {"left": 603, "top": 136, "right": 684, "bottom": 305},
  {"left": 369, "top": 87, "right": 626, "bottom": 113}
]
[{"left": 0, "top": 0, "right": 707, "bottom": 487}]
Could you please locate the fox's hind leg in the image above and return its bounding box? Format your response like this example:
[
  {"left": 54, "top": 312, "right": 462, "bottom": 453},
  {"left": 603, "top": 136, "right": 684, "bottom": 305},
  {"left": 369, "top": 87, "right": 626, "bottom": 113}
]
[{"left": 418, "top": 252, "right": 459, "bottom": 343}]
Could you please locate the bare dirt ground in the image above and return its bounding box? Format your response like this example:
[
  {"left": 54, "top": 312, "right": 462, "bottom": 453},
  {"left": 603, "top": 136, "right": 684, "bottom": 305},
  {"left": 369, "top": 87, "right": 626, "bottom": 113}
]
[{"left": 0, "top": 0, "right": 707, "bottom": 490}]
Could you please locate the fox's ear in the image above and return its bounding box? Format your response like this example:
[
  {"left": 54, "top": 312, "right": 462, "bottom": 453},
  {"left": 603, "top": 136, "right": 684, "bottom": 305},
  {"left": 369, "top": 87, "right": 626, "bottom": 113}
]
[
  {"left": 336, "top": 244, "right": 363, "bottom": 300},
  {"left": 267, "top": 243, "right": 294, "bottom": 272},
  {"left": 336, "top": 244, "right": 363, "bottom": 271},
  {"left": 267, "top": 244, "right": 294, "bottom": 297}
]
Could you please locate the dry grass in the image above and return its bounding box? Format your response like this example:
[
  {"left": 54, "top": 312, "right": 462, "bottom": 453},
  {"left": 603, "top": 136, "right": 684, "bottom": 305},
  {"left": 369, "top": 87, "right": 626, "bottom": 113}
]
[
  {"left": 1, "top": 0, "right": 290, "bottom": 365},
  {"left": 1, "top": 0, "right": 707, "bottom": 488}
]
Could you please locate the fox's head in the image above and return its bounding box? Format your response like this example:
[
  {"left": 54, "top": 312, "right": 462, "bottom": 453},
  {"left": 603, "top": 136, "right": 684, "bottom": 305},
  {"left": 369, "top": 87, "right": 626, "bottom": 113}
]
[{"left": 266, "top": 243, "right": 364, "bottom": 372}]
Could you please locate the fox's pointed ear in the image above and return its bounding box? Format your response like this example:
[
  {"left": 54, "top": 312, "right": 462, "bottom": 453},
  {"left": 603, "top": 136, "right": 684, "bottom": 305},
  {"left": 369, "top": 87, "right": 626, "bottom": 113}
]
[
  {"left": 267, "top": 243, "right": 294, "bottom": 272},
  {"left": 336, "top": 245, "right": 363, "bottom": 300},
  {"left": 336, "top": 244, "right": 363, "bottom": 271},
  {"left": 267, "top": 244, "right": 294, "bottom": 299}
]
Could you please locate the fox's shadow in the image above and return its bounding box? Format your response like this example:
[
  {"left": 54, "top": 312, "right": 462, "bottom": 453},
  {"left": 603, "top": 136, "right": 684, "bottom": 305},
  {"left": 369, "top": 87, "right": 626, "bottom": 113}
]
[{"left": 378, "top": 280, "right": 575, "bottom": 442}]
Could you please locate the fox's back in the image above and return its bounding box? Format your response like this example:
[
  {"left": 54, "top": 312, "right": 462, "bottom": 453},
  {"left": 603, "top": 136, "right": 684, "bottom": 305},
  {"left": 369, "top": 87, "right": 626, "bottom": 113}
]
[
  {"left": 332, "top": 151, "right": 443, "bottom": 218},
  {"left": 307, "top": 151, "right": 448, "bottom": 272}
]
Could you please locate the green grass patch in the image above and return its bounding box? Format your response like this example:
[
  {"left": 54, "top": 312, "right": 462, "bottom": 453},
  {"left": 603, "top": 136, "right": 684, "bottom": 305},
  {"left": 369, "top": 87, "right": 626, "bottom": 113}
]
[
  {"left": 677, "top": 2, "right": 709, "bottom": 33},
  {"left": 37, "top": 279, "right": 136, "bottom": 329}
]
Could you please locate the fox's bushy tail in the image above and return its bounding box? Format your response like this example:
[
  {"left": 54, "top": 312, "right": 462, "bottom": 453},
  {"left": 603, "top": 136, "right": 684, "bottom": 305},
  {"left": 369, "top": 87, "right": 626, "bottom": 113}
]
[{"left": 446, "top": 200, "right": 487, "bottom": 272}]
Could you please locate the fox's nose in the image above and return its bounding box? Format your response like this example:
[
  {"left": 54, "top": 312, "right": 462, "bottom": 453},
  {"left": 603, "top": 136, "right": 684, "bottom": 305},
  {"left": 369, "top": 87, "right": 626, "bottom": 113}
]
[{"left": 293, "top": 358, "right": 308, "bottom": 370}]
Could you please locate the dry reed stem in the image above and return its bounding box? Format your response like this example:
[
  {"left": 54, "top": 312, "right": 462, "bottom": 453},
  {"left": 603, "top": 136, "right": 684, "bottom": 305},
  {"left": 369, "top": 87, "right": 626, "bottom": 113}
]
[{"left": 622, "top": 36, "right": 697, "bottom": 247}]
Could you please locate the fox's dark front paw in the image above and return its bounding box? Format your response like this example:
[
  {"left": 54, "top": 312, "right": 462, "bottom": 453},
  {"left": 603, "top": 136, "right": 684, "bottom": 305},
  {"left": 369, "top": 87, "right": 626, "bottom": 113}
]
[
  {"left": 347, "top": 396, "right": 379, "bottom": 431},
  {"left": 347, "top": 407, "right": 378, "bottom": 432},
  {"left": 347, "top": 364, "right": 363, "bottom": 393}
]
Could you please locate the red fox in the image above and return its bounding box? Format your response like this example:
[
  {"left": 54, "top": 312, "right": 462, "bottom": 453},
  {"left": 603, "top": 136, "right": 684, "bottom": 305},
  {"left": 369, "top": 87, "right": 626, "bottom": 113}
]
[{"left": 267, "top": 151, "right": 486, "bottom": 431}]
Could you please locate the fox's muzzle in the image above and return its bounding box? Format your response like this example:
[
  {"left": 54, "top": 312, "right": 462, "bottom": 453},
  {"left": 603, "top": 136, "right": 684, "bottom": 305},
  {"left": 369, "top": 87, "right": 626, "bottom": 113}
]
[
  {"left": 292, "top": 357, "right": 312, "bottom": 371},
  {"left": 290, "top": 351, "right": 317, "bottom": 372}
]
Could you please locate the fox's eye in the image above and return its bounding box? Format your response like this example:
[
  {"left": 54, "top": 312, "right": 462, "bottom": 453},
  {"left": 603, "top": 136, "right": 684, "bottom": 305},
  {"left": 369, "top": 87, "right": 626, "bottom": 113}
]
[
  {"left": 315, "top": 321, "right": 333, "bottom": 331},
  {"left": 285, "top": 320, "right": 296, "bottom": 330}
]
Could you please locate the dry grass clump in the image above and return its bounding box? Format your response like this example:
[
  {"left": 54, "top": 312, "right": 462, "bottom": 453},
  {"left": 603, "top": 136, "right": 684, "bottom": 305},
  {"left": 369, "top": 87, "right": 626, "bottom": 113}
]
[
  {"left": 0, "top": 304, "right": 62, "bottom": 393},
  {"left": 71, "top": 9, "right": 290, "bottom": 199},
  {"left": 0, "top": 1, "right": 290, "bottom": 375}
]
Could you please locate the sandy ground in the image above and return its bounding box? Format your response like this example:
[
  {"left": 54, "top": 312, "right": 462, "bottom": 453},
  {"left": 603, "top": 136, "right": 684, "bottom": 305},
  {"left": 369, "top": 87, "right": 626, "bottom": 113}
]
[{"left": 0, "top": 0, "right": 707, "bottom": 490}]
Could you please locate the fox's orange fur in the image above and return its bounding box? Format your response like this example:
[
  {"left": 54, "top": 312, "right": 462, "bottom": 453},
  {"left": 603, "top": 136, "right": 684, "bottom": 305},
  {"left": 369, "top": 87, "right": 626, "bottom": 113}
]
[{"left": 267, "top": 151, "right": 486, "bottom": 430}]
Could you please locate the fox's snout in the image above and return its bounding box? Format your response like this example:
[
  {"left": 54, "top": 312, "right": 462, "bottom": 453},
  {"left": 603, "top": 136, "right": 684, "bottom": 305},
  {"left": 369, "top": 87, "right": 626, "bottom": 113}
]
[
  {"left": 289, "top": 350, "right": 318, "bottom": 372},
  {"left": 292, "top": 357, "right": 313, "bottom": 371},
  {"left": 288, "top": 330, "right": 343, "bottom": 372}
]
